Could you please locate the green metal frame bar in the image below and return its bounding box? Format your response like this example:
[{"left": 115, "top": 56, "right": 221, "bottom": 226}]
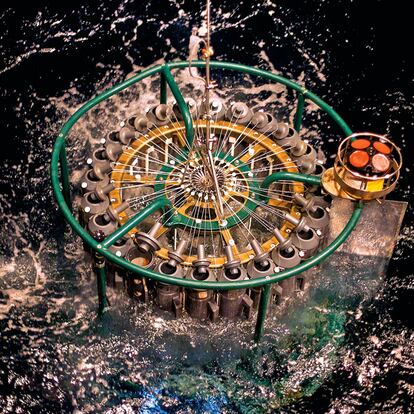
[
  {"left": 96, "top": 266, "right": 109, "bottom": 316},
  {"left": 254, "top": 284, "right": 271, "bottom": 342},
  {"left": 102, "top": 197, "right": 171, "bottom": 248},
  {"left": 260, "top": 171, "right": 322, "bottom": 202},
  {"left": 294, "top": 92, "right": 305, "bottom": 133},
  {"left": 160, "top": 71, "right": 167, "bottom": 104},
  {"left": 50, "top": 60, "right": 361, "bottom": 340},
  {"left": 161, "top": 66, "right": 194, "bottom": 148},
  {"left": 59, "top": 144, "right": 72, "bottom": 211}
]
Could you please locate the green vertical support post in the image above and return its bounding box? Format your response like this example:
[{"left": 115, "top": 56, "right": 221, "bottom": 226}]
[
  {"left": 254, "top": 283, "right": 272, "bottom": 342},
  {"left": 93, "top": 231, "right": 109, "bottom": 316},
  {"left": 294, "top": 92, "right": 305, "bottom": 133},
  {"left": 161, "top": 65, "right": 194, "bottom": 148},
  {"left": 96, "top": 265, "right": 109, "bottom": 316},
  {"left": 160, "top": 71, "right": 167, "bottom": 104},
  {"left": 59, "top": 143, "right": 72, "bottom": 212}
]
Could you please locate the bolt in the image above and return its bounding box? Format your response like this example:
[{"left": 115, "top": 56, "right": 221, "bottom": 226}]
[
  {"left": 192, "top": 244, "right": 211, "bottom": 277},
  {"left": 224, "top": 245, "right": 235, "bottom": 262},
  {"left": 135, "top": 221, "right": 162, "bottom": 253},
  {"left": 134, "top": 115, "right": 149, "bottom": 132},
  {"left": 284, "top": 213, "right": 310, "bottom": 233},
  {"left": 148, "top": 222, "right": 162, "bottom": 238},
  {"left": 105, "top": 200, "right": 129, "bottom": 222},
  {"left": 251, "top": 239, "right": 263, "bottom": 257},
  {"left": 251, "top": 239, "right": 271, "bottom": 271},
  {"left": 93, "top": 183, "right": 115, "bottom": 202},
  {"left": 167, "top": 239, "right": 188, "bottom": 268},
  {"left": 119, "top": 127, "right": 135, "bottom": 144},
  {"left": 224, "top": 245, "right": 242, "bottom": 279},
  {"left": 273, "top": 227, "right": 292, "bottom": 251},
  {"left": 293, "top": 193, "right": 317, "bottom": 212}
]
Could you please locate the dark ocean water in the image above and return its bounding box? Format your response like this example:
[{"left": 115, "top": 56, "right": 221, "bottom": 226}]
[{"left": 0, "top": 1, "right": 413, "bottom": 412}]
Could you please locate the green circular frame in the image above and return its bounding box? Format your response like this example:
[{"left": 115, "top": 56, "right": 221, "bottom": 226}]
[{"left": 50, "top": 60, "right": 363, "bottom": 291}]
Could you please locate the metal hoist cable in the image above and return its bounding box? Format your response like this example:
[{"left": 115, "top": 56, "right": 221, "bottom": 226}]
[{"left": 195, "top": 0, "right": 225, "bottom": 218}]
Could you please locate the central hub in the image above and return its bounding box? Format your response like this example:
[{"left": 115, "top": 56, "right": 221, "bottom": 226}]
[{"left": 189, "top": 164, "right": 226, "bottom": 196}]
